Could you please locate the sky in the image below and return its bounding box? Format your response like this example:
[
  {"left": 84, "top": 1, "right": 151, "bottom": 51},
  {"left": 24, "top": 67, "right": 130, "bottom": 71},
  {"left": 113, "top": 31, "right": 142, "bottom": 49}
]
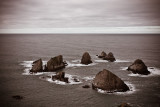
[{"left": 0, "top": 0, "right": 160, "bottom": 31}]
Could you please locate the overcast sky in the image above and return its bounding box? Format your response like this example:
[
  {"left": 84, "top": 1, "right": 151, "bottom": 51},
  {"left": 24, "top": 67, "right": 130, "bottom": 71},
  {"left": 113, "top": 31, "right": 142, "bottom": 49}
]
[{"left": 0, "top": 0, "right": 160, "bottom": 29}]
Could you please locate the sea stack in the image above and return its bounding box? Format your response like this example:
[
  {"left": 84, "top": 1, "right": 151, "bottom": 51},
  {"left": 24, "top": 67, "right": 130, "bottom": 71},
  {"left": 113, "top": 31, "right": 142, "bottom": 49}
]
[
  {"left": 92, "top": 69, "right": 129, "bottom": 92},
  {"left": 52, "top": 71, "right": 69, "bottom": 83},
  {"left": 30, "top": 59, "right": 43, "bottom": 72},
  {"left": 103, "top": 52, "right": 116, "bottom": 62},
  {"left": 81, "top": 52, "right": 92, "bottom": 65},
  {"left": 45, "top": 55, "right": 67, "bottom": 72},
  {"left": 127, "top": 59, "right": 150, "bottom": 75},
  {"left": 98, "top": 51, "right": 116, "bottom": 62},
  {"left": 98, "top": 51, "right": 107, "bottom": 58}
]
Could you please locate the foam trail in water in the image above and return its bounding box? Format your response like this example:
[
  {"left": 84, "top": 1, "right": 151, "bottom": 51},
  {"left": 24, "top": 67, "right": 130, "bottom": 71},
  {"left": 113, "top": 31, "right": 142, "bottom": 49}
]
[
  {"left": 82, "top": 76, "right": 95, "bottom": 81},
  {"left": 95, "top": 59, "right": 130, "bottom": 63},
  {"left": 120, "top": 67, "right": 128, "bottom": 71},
  {"left": 71, "top": 59, "right": 81, "bottom": 63},
  {"left": 66, "top": 61, "right": 97, "bottom": 68},
  {"left": 115, "top": 59, "right": 130, "bottom": 62},
  {"left": 94, "top": 60, "right": 108, "bottom": 63}
]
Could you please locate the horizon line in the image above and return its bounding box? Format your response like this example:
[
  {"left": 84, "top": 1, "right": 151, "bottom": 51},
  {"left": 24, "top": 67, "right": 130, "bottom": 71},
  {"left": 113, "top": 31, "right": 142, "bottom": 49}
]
[{"left": 0, "top": 26, "right": 160, "bottom": 34}]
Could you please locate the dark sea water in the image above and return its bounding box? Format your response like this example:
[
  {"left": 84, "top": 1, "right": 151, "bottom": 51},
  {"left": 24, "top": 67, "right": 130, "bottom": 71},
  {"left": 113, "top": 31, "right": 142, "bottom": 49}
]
[{"left": 0, "top": 34, "right": 160, "bottom": 107}]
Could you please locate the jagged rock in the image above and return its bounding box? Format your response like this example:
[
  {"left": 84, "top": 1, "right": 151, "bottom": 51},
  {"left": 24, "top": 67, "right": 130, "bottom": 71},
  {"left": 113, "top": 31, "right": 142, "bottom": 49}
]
[
  {"left": 82, "top": 85, "right": 90, "bottom": 88},
  {"left": 52, "top": 72, "right": 69, "bottom": 83},
  {"left": 127, "top": 59, "right": 150, "bottom": 75},
  {"left": 45, "top": 55, "right": 66, "bottom": 72},
  {"left": 98, "top": 51, "right": 107, "bottom": 58},
  {"left": 103, "top": 52, "right": 116, "bottom": 62},
  {"left": 118, "top": 103, "right": 131, "bottom": 107},
  {"left": 30, "top": 59, "right": 43, "bottom": 72},
  {"left": 81, "top": 52, "right": 92, "bottom": 65},
  {"left": 92, "top": 69, "right": 129, "bottom": 92}
]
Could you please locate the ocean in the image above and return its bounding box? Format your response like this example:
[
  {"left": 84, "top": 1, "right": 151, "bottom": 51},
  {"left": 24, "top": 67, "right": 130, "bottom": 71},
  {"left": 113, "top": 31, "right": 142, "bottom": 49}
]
[{"left": 0, "top": 34, "right": 160, "bottom": 107}]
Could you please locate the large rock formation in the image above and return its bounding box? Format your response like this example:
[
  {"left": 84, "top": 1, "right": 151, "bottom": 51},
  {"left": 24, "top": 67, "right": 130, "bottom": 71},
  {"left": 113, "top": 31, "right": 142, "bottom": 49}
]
[
  {"left": 52, "top": 72, "right": 69, "bottom": 83},
  {"left": 98, "top": 51, "right": 107, "bottom": 58},
  {"left": 103, "top": 52, "right": 116, "bottom": 62},
  {"left": 92, "top": 69, "right": 129, "bottom": 92},
  {"left": 45, "top": 55, "right": 66, "bottom": 72},
  {"left": 127, "top": 59, "right": 150, "bottom": 75},
  {"left": 30, "top": 59, "right": 43, "bottom": 72},
  {"left": 81, "top": 52, "right": 92, "bottom": 65}
]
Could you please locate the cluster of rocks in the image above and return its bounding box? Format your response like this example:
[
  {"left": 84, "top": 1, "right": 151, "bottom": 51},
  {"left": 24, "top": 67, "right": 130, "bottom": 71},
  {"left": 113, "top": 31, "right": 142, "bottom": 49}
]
[
  {"left": 29, "top": 52, "right": 150, "bottom": 93},
  {"left": 97, "top": 51, "right": 116, "bottom": 62},
  {"left": 30, "top": 55, "right": 67, "bottom": 73}
]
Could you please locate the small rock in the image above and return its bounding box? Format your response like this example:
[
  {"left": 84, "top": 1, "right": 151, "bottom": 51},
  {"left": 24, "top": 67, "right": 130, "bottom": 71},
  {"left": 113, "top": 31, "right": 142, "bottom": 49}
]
[
  {"left": 82, "top": 85, "right": 90, "bottom": 88},
  {"left": 12, "top": 95, "right": 23, "bottom": 100}
]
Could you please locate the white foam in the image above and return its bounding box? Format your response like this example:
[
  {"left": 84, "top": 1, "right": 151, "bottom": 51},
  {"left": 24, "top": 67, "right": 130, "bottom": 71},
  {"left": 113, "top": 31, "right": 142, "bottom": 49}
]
[
  {"left": 20, "top": 61, "right": 33, "bottom": 68},
  {"left": 115, "top": 82, "right": 136, "bottom": 95},
  {"left": 71, "top": 59, "right": 81, "bottom": 63},
  {"left": 47, "top": 78, "right": 66, "bottom": 85},
  {"left": 66, "top": 61, "right": 97, "bottom": 68},
  {"left": 95, "top": 59, "right": 130, "bottom": 63},
  {"left": 94, "top": 60, "right": 108, "bottom": 63},
  {"left": 148, "top": 67, "right": 160, "bottom": 76},
  {"left": 120, "top": 67, "right": 128, "bottom": 71},
  {"left": 115, "top": 59, "right": 130, "bottom": 62},
  {"left": 82, "top": 76, "right": 95, "bottom": 81},
  {"left": 22, "top": 68, "right": 44, "bottom": 75}
]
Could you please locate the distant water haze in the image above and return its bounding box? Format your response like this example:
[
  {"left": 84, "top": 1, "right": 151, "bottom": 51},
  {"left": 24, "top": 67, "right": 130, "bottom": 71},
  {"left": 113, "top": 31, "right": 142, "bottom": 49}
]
[{"left": 0, "top": 0, "right": 160, "bottom": 29}]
